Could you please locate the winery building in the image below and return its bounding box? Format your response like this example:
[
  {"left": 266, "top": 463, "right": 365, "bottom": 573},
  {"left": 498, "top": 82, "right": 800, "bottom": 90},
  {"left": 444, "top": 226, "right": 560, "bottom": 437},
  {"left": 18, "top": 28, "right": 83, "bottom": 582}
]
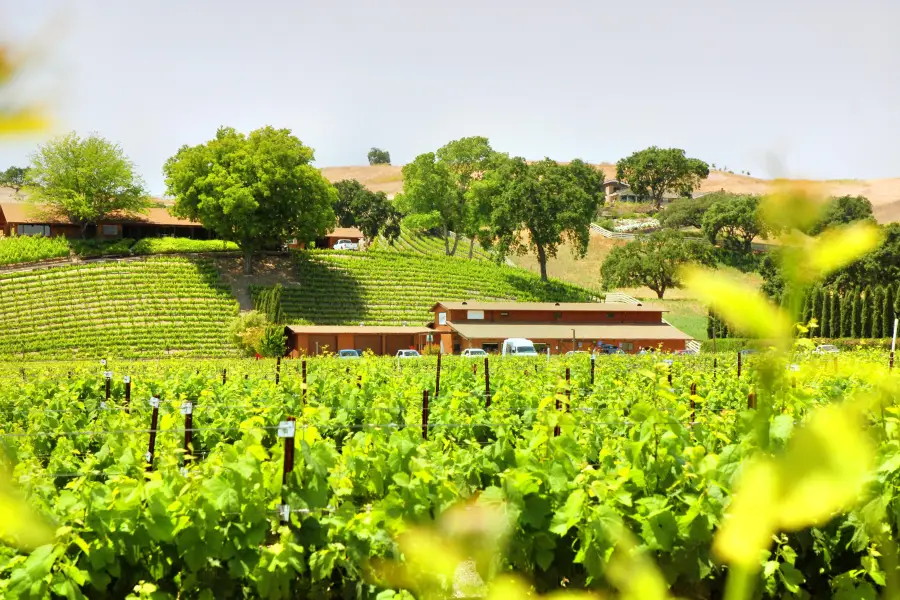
[
  {"left": 284, "top": 325, "right": 432, "bottom": 357},
  {"left": 430, "top": 301, "right": 693, "bottom": 354}
]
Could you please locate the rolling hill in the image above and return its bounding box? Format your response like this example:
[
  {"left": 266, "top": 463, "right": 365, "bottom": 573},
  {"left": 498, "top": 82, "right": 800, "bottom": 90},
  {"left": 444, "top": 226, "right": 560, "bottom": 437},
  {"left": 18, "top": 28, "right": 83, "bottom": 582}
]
[{"left": 320, "top": 164, "right": 900, "bottom": 223}]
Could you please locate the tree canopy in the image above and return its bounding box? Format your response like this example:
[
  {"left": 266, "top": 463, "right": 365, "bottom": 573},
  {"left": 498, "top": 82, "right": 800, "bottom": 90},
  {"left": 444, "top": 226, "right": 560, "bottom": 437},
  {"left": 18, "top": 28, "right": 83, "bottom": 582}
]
[
  {"left": 367, "top": 147, "right": 391, "bottom": 165},
  {"left": 701, "top": 193, "right": 769, "bottom": 251},
  {"left": 658, "top": 193, "right": 720, "bottom": 229},
  {"left": 333, "top": 179, "right": 401, "bottom": 243},
  {"left": 26, "top": 132, "right": 151, "bottom": 237},
  {"left": 478, "top": 157, "right": 604, "bottom": 281},
  {"left": 808, "top": 195, "right": 874, "bottom": 235},
  {"left": 615, "top": 147, "right": 709, "bottom": 209},
  {"left": 396, "top": 137, "right": 499, "bottom": 257},
  {"left": 164, "top": 126, "right": 336, "bottom": 273},
  {"left": 600, "top": 230, "right": 715, "bottom": 298},
  {"left": 0, "top": 166, "right": 27, "bottom": 193}
]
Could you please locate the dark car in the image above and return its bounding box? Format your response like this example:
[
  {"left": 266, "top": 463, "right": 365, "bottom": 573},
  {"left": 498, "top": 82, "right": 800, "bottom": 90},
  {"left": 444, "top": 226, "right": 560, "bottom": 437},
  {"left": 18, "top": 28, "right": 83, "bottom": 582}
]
[{"left": 596, "top": 344, "right": 623, "bottom": 355}]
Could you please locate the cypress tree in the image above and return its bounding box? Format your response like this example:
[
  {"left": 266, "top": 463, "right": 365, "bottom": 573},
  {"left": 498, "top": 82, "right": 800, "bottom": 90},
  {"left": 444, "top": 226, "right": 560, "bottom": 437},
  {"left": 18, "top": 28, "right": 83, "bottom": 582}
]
[
  {"left": 840, "top": 291, "right": 853, "bottom": 337},
  {"left": 885, "top": 285, "right": 896, "bottom": 339},
  {"left": 862, "top": 286, "right": 873, "bottom": 338},
  {"left": 852, "top": 287, "right": 862, "bottom": 338},
  {"left": 806, "top": 286, "right": 822, "bottom": 337},
  {"left": 872, "top": 286, "right": 885, "bottom": 338},
  {"left": 821, "top": 291, "right": 831, "bottom": 338},
  {"left": 830, "top": 292, "right": 841, "bottom": 339}
]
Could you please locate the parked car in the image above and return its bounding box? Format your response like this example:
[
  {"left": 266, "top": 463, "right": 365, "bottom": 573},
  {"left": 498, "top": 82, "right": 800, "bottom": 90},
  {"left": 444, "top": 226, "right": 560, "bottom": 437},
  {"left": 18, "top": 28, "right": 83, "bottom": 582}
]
[
  {"left": 739, "top": 349, "right": 758, "bottom": 356},
  {"left": 396, "top": 349, "right": 421, "bottom": 359},
  {"left": 677, "top": 349, "right": 699, "bottom": 355},
  {"left": 564, "top": 350, "right": 589, "bottom": 356},
  {"left": 813, "top": 344, "right": 840, "bottom": 354},
  {"left": 338, "top": 349, "right": 360, "bottom": 359},
  {"left": 595, "top": 343, "right": 623, "bottom": 355},
  {"left": 333, "top": 239, "right": 359, "bottom": 250},
  {"left": 461, "top": 348, "right": 487, "bottom": 357},
  {"left": 501, "top": 338, "right": 538, "bottom": 356}
]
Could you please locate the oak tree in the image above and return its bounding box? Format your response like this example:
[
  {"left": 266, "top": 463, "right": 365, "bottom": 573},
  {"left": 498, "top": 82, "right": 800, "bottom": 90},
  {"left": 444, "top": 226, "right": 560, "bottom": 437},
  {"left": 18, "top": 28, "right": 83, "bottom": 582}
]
[
  {"left": 615, "top": 147, "right": 709, "bottom": 209},
  {"left": 164, "top": 126, "right": 336, "bottom": 273},
  {"left": 26, "top": 133, "right": 151, "bottom": 238},
  {"left": 333, "top": 179, "right": 401, "bottom": 243},
  {"left": 367, "top": 147, "right": 391, "bottom": 165},
  {"left": 482, "top": 157, "right": 603, "bottom": 281},
  {"left": 600, "top": 230, "right": 714, "bottom": 299},
  {"left": 701, "top": 193, "right": 769, "bottom": 252},
  {"left": 0, "top": 166, "right": 26, "bottom": 193}
]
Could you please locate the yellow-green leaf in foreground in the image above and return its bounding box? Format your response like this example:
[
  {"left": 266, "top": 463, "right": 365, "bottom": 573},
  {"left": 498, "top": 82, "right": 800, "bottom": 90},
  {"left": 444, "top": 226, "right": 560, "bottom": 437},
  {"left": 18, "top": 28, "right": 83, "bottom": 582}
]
[
  {"left": 0, "top": 475, "right": 54, "bottom": 549},
  {"left": 760, "top": 184, "right": 827, "bottom": 233},
  {"left": 713, "top": 459, "right": 779, "bottom": 568},
  {"left": 804, "top": 222, "right": 883, "bottom": 282},
  {"left": 776, "top": 402, "right": 874, "bottom": 530},
  {"left": 681, "top": 267, "right": 793, "bottom": 340}
]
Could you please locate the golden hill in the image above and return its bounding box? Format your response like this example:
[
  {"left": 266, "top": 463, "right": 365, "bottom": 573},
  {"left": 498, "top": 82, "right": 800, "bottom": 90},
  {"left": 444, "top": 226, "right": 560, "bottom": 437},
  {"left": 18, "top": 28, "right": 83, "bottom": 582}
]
[{"left": 320, "top": 164, "right": 900, "bottom": 224}]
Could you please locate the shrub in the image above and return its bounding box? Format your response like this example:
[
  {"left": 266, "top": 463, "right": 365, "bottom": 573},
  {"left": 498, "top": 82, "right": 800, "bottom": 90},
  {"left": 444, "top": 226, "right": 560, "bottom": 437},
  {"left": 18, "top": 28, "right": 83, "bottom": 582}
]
[
  {"left": 228, "top": 311, "right": 268, "bottom": 357},
  {"left": 131, "top": 238, "right": 239, "bottom": 255},
  {"left": 70, "top": 238, "right": 135, "bottom": 258},
  {"left": 0, "top": 234, "right": 69, "bottom": 265}
]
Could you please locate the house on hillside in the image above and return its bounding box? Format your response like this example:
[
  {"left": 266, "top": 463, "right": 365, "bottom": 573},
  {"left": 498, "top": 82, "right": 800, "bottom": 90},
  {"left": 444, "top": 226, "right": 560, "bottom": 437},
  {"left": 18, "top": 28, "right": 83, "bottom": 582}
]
[
  {"left": 288, "top": 226, "right": 365, "bottom": 250},
  {"left": 430, "top": 301, "right": 693, "bottom": 354},
  {"left": 0, "top": 199, "right": 211, "bottom": 239},
  {"left": 603, "top": 180, "right": 684, "bottom": 205}
]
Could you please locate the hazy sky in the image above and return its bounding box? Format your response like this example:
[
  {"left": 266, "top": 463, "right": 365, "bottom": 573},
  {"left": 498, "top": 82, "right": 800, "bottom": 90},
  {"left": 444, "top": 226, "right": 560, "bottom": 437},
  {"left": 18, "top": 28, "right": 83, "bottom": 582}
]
[{"left": 3, "top": 0, "right": 900, "bottom": 194}]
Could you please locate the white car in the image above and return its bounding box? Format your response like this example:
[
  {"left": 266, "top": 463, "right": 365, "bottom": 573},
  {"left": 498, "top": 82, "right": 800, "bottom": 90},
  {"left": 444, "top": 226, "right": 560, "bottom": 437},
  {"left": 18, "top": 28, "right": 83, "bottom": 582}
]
[
  {"left": 396, "top": 349, "right": 421, "bottom": 359},
  {"left": 333, "top": 239, "right": 359, "bottom": 250},
  {"left": 461, "top": 348, "right": 487, "bottom": 357},
  {"left": 813, "top": 344, "right": 840, "bottom": 354},
  {"left": 338, "top": 349, "right": 360, "bottom": 359}
]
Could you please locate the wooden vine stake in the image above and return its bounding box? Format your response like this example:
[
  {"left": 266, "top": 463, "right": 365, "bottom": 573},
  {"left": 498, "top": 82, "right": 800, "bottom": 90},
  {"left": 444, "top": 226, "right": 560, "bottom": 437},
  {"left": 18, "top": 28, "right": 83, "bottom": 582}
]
[
  {"left": 565, "top": 367, "right": 571, "bottom": 413},
  {"left": 590, "top": 353, "right": 595, "bottom": 386},
  {"left": 747, "top": 391, "right": 757, "bottom": 410},
  {"left": 301, "top": 360, "right": 308, "bottom": 405},
  {"left": 689, "top": 383, "right": 697, "bottom": 425},
  {"left": 277, "top": 417, "right": 296, "bottom": 524},
  {"left": 222, "top": 368, "right": 227, "bottom": 384},
  {"left": 124, "top": 376, "right": 131, "bottom": 413},
  {"left": 276, "top": 356, "right": 281, "bottom": 385},
  {"left": 484, "top": 357, "right": 491, "bottom": 409},
  {"left": 421, "top": 390, "right": 430, "bottom": 440},
  {"left": 182, "top": 401, "right": 194, "bottom": 464},
  {"left": 146, "top": 396, "right": 160, "bottom": 471},
  {"left": 434, "top": 352, "right": 442, "bottom": 399},
  {"left": 737, "top": 351, "right": 742, "bottom": 378}
]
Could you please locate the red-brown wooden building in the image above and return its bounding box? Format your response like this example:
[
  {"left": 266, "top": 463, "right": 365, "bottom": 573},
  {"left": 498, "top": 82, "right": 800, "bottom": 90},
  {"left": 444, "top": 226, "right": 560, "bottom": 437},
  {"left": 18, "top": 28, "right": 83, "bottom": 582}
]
[
  {"left": 284, "top": 325, "right": 432, "bottom": 357},
  {"left": 430, "top": 301, "right": 693, "bottom": 354}
]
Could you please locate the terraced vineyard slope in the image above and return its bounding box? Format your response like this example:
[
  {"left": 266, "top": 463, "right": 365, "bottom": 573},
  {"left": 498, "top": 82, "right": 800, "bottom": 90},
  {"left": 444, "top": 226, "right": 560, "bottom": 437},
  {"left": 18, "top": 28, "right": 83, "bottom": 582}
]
[
  {"left": 0, "top": 258, "right": 239, "bottom": 359},
  {"left": 251, "top": 249, "right": 598, "bottom": 326},
  {"left": 369, "top": 229, "right": 493, "bottom": 260}
]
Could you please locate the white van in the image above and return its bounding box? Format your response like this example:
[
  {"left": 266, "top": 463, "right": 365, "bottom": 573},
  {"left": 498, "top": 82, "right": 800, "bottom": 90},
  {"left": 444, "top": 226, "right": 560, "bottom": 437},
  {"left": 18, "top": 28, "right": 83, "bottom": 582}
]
[{"left": 502, "top": 338, "right": 538, "bottom": 356}]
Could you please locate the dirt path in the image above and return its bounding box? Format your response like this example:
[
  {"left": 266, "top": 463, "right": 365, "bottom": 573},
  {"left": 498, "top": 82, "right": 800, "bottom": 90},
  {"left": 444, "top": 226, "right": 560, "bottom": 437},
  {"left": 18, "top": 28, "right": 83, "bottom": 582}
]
[{"left": 210, "top": 255, "right": 300, "bottom": 311}]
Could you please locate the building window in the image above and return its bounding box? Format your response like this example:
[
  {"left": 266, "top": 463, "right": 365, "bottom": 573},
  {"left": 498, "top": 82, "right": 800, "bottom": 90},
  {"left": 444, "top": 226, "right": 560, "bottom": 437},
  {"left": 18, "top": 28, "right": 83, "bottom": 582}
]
[
  {"left": 607, "top": 313, "right": 615, "bottom": 318},
  {"left": 16, "top": 224, "right": 50, "bottom": 236},
  {"left": 622, "top": 342, "right": 634, "bottom": 352},
  {"left": 554, "top": 312, "right": 562, "bottom": 320},
  {"left": 101, "top": 225, "right": 118, "bottom": 236},
  {"left": 467, "top": 310, "right": 484, "bottom": 320},
  {"left": 438, "top": 312, "right": 447, "bottom": 325}
]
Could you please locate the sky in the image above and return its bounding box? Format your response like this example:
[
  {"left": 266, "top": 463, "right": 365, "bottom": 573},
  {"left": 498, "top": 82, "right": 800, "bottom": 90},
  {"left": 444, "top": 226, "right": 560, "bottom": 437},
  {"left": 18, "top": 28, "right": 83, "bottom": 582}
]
[{"left": 2, "top": 0, "right": 900, "bottom": 194}]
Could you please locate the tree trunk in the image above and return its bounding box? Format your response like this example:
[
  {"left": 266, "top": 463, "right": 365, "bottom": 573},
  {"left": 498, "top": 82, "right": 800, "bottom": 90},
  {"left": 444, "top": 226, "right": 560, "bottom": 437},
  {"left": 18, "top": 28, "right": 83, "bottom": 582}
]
[
  {"left": 443, "top": 226, "right": 450, "bottom": 255},
  {"left": 243, "top": 248, "right": 253, "bottom": 274},
  {"left": 450, "top": 231, "right": 460, "bottom": 256},
  {"left": 536, "top": 243, "right": 548, "bottom": 281},
  {"left": 656, "top": 288, "right": 665, "bottom": 299},
  {"left": 468, "top": 237, "right": 475, "bottom": 259}
]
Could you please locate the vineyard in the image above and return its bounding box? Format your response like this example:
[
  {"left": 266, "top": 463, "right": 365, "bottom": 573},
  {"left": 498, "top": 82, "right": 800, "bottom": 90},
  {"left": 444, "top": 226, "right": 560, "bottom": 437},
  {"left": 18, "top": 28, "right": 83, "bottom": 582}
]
[
  {"left": 250, "top": 250, "right": 596, "bottom": 326},
  {"left": 0, "top": 258, "right": 239, "bottom": 359},
  {"left": 0, "top": 351, "right": 896, "bottom": 598},
  {"left": 0, "top": 235, "right": 240, "bottom": 267},
  {"left": 369, "top": 229, "right": 493, "bottom": 261}
]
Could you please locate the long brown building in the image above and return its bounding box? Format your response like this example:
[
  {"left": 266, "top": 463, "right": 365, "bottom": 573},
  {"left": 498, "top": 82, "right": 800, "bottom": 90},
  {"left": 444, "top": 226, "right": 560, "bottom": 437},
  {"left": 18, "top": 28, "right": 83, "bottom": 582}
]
[{"left": 431, "top": 301, "right": 693, "bottom": 354}]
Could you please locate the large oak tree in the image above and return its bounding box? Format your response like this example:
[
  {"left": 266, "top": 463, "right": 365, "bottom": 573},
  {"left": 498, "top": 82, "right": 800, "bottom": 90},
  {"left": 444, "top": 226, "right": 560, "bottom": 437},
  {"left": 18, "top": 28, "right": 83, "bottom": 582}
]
[
  {"left": 164, "top": 126, "right": 336, "bottom": 273},
  {"left": 600, "top": 230, "right": 715, "bottom": 298},
  {"left": 333, "top": 179, "right": 401, "bottom": 243},
  {"left": 480, "top": 157, "right": 604, "bottom": 281},
  {"left": 615, "top": 147, "right": 709, "bottom": 209},
  {"left": 26, "top": 133, "right": 151, "bottom": 237}
]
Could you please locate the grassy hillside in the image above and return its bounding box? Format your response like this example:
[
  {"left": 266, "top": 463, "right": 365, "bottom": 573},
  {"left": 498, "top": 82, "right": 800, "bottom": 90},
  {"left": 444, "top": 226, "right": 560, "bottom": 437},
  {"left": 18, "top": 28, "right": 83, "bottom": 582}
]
[
  {"left": 0, "top": 258, "right": 239, "bottom": 359},
  {"left": 251, "top": 250, "right": 597, "bottom": 326}
]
